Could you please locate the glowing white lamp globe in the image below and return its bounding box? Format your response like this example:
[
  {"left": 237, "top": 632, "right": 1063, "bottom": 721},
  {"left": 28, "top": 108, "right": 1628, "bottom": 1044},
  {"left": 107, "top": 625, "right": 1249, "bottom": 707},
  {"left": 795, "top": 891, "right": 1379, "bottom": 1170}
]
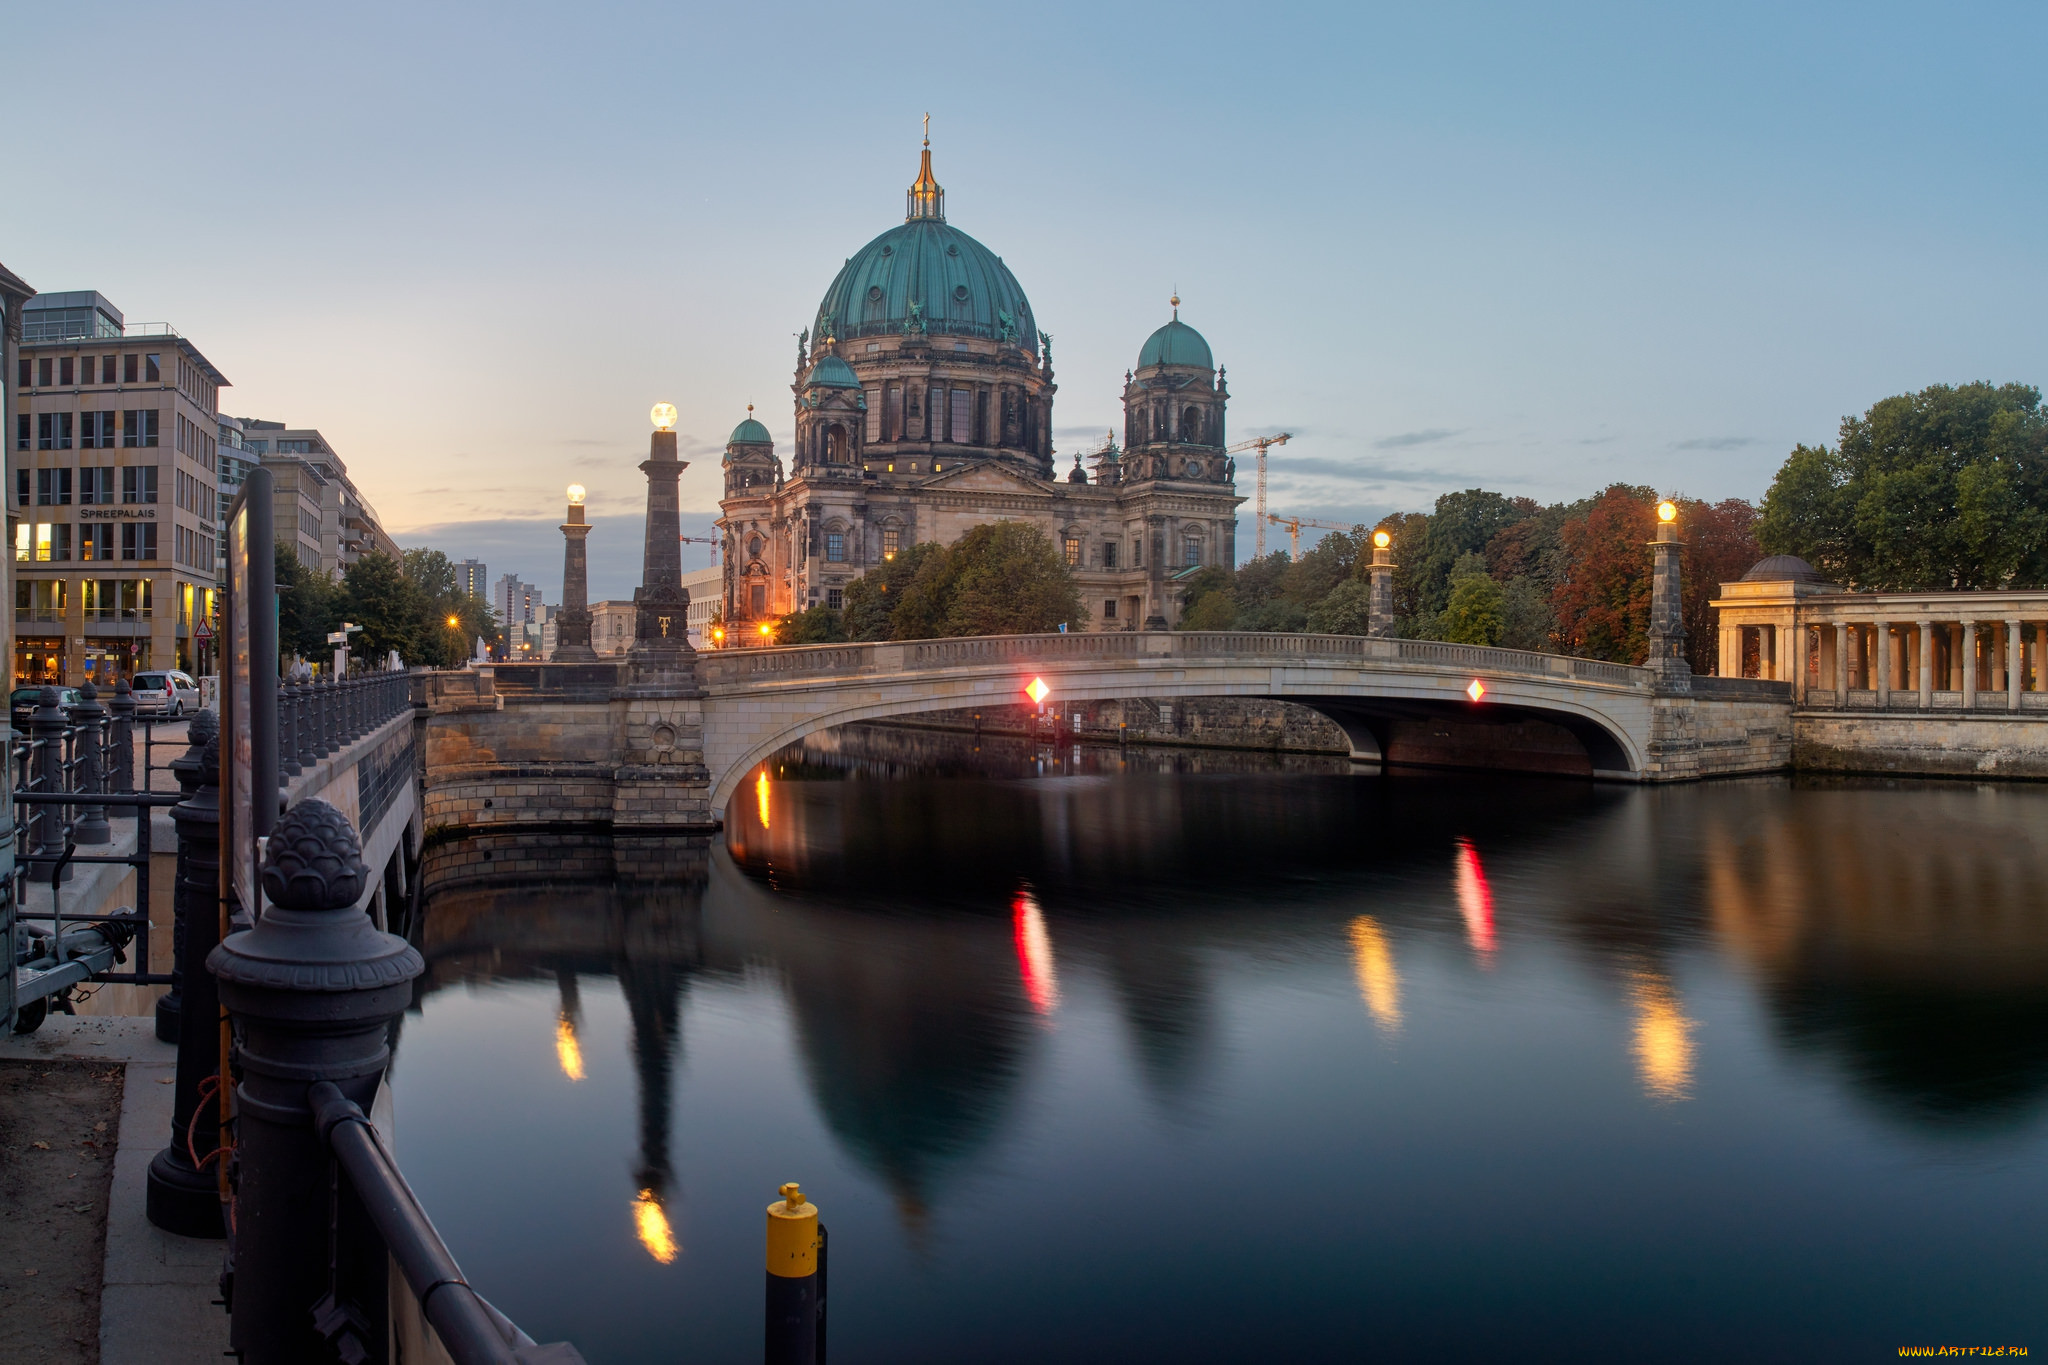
[{"left": 650, "top": 403, "right": 678, "bottom": 431}]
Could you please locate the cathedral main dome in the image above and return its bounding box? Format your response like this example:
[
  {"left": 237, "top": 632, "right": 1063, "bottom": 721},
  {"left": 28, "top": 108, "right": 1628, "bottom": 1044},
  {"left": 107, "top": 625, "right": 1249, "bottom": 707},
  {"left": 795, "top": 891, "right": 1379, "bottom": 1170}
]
[{"left": 811, "top": 141, "right": 1037, "bottom": 357}]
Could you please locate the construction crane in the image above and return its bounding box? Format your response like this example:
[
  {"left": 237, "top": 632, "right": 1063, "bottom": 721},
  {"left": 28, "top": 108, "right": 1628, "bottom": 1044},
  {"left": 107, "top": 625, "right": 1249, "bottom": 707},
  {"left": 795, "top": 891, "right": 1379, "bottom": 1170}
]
[
  {"left": 679, "top": 534, "right": 719, "bottom": 565},
  {"left": 1266, "top": 512, "right": 1350, "bottom": 560},
  {"left": 1225, "top": 432, "right": 1292, "bottom": 556}
]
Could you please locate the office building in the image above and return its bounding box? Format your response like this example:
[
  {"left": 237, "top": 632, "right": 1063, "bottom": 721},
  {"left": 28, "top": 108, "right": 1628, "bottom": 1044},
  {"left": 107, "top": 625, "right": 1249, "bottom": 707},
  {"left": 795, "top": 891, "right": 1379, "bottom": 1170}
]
[
  {"left": 455, "top": 558, "right": 488, "bottom": 601},
  {"left": 12, "top": 290, "right": 227, "bottom": 682},
  {"left": 239, "top": 420, "right": 399, "bottom": 573},
  {"left": 0, "top": 261, "right": 33, "bottom": 689}
]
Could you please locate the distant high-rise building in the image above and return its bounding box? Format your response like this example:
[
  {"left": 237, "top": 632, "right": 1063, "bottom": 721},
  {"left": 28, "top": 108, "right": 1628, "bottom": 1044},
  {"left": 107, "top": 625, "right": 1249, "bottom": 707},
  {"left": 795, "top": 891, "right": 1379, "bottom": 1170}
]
[
  {"left": 494, "top": 574, "right": 542, "bottom": 652},
  {"left": 455, "top": 558, "right": 488, "bottom": 601}
]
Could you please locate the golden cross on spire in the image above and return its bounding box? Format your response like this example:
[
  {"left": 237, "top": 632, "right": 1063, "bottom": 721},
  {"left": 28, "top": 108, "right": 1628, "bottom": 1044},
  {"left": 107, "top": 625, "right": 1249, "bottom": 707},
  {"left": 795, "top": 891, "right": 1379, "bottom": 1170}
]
[{"left": 923, "top": 112, "right": 930, "bottom": 147}]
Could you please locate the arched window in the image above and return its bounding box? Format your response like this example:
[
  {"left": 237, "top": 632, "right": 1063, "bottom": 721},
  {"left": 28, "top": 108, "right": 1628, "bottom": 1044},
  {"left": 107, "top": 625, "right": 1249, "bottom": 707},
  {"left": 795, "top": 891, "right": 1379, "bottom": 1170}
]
[
  {"left": 1183, "top": 406, "right": 1202, "bottom": 444},
  {"left": 1182, "top": 532, "right": 1203, "bottom": 568}
]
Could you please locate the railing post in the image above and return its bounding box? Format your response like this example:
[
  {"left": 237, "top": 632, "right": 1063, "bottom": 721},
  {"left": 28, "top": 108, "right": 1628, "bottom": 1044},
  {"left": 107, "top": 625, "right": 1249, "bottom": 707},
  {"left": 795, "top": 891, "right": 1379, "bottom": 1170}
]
[
  {"left": 67, "top": 683, "right": 112, "bottom": 846},
  {"left": 208, "top": 799, "right": 424, "bottom": 1363},
  {"left": 322, "top": 676, "right": 340, "bottom": 756},
  {"left": 295, "top": 681, "right": 317, "bottom": 769},
  {"left": 29, "top": 687, "right": 69, "bottom": 879},
  {"left": 154, "top": 709, "right": 217, "bottom": 1043},
  {"left": 108, "top": 677, "right": 136, "bottom": 810},
  {"left": 146, "top": 719, "right": 227, "bottom": 1235},
  {"left": 278, "top": 683, "right": 300, "bottom": 781}
]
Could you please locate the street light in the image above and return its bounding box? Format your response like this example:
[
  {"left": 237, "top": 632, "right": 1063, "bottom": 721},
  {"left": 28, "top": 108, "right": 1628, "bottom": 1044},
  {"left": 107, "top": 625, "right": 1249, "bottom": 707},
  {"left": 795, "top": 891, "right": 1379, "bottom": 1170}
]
[
  {"left": 1657, "top": 501, "right": 1678, "bottom": 523},
  {"left": 567, "top": 484, "right": 586, "bottom": 506},
  {"left": 650, "top": 403, "right": 677, "bottom": 431},
  {"left": 1373, "top": 529, "right": 1392, "bottom": 549}
]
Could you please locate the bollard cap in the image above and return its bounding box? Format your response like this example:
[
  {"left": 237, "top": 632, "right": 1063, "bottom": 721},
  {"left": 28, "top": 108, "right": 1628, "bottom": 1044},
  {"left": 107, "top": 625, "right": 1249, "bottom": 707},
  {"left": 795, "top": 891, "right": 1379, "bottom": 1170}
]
[{"left": 765, "top": 1182, "right": 820, "bottom": 1278}]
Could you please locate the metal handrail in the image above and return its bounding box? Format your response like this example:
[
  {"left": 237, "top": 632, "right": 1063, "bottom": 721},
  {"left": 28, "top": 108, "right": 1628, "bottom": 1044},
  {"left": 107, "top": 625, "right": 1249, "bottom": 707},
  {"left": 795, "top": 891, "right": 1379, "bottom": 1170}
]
[{"left": 310, "top": 1082, "right": 580, "bottom": 1364}]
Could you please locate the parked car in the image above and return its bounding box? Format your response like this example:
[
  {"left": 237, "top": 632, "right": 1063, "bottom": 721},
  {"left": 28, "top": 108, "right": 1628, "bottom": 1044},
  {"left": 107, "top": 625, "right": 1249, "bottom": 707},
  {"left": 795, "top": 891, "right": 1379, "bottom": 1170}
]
[
  {"left": 10, "top": 686, "right": 81, "bottom": 732},
  {"left": 130, "top": 671, "right": 200, "bottom": 718}
]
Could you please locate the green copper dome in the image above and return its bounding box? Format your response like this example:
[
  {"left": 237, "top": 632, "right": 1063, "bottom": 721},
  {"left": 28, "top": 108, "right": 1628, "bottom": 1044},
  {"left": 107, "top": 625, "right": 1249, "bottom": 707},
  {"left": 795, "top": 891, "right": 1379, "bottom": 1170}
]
[
  {"left": 813, "top": 219, "right": 1037, "bottom": 356},
  {"left": 728, "top": 415, "right": 772, "bottom": 445},
  {"left": 805, "top": 354, "right": 861, "bottom": 389},
  {"left": 1137, "top": 317, "right": 1213, "bottom": 371}
]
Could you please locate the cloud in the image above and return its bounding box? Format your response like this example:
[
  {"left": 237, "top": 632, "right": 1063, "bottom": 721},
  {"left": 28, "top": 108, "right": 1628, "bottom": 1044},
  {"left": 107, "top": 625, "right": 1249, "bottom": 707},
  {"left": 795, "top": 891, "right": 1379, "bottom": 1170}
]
[
  {"left": 1575, "top": 434, "right": 1620, "bottom": 446},
  {"left": 1672, "top": 436, "right": 1759, "bottom": 451},
  {"left": 1268, "top": 456, "right": 1457, "bottom": 485},
  {"left": 1372, "top": 428, "right": 1461, "bottom": 450}
]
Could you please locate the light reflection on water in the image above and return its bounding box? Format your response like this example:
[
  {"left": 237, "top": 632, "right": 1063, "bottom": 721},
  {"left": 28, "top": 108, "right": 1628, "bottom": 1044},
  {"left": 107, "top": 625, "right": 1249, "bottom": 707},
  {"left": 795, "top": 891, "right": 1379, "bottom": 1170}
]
[{"left": 393, "top": 728, "right": 2048, "bottom": 1363}]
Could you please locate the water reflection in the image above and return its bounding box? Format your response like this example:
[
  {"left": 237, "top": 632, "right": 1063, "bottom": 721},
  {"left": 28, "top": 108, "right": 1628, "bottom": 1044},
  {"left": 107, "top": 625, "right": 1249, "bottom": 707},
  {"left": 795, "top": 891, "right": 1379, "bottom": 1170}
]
[
  {"left": 1626, "top": 966, "right": 1694, "bottom": 1100},
  {"left": 404, "top": 735, "right": 2048, "bottom": 1359},
  {"left": 1348, "top": 916, "right": 1402, "bottom": 1034}
]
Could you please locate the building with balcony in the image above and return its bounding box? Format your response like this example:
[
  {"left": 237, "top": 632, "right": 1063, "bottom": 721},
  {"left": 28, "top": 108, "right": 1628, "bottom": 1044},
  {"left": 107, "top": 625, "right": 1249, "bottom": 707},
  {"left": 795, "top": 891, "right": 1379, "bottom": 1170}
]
[
  {"left": 11, "top": 290, "right": 226, "bottom": 682},
  {"left": 238, "top": 420, "right": 400, "bottom": 574}
]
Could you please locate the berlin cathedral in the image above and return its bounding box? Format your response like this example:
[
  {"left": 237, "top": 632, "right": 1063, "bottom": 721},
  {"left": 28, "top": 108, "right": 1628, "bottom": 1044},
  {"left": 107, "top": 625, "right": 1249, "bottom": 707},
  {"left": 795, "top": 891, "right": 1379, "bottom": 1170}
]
[{"left": 716, "top": 135, "right": 1244, "bottom": 633}]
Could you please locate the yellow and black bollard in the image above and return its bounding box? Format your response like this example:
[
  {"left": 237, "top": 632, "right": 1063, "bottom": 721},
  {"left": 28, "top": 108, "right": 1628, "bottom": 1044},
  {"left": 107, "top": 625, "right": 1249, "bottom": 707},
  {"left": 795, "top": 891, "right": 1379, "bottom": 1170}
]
[{"left": 765, "top": 1181, "right": 826, "bottom": 1364}]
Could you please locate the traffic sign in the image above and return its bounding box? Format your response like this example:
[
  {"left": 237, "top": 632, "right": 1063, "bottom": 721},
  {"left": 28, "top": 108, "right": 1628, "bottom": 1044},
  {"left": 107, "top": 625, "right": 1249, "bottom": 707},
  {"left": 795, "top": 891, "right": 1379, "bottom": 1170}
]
[{"left": 195, "top": 623, "right": 214, "bottom": 642}]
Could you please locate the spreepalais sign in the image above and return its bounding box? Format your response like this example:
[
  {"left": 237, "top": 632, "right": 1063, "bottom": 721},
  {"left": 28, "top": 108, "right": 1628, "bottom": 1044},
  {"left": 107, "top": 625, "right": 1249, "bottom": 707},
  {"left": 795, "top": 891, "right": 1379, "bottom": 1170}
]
[{"left": 77, "top": 508, "right": 157, "bottom": 520}]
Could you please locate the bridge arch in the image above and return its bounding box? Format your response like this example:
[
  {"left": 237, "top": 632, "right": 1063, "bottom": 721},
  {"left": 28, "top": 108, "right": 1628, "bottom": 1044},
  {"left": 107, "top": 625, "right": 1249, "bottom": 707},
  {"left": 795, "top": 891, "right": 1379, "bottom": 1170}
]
[{"left": 701, "top": 635, "right": 1653, "bottom": 811}]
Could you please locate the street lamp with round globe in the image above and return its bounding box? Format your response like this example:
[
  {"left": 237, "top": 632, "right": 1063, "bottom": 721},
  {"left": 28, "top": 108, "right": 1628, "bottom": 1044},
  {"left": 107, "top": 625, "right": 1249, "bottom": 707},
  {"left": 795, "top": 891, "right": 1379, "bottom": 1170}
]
[
  {"left": 567, "top": 484, "right": 586, "bottom": 506},
  {"left": 1657, "top": 501, "right": 1678, "bottom": 523},
  {"left": 1373, "top": 530, "right": 1392, "bottom": 549},
  {"left": 650, "top": 403, "right": 677, "bottom": 431}
]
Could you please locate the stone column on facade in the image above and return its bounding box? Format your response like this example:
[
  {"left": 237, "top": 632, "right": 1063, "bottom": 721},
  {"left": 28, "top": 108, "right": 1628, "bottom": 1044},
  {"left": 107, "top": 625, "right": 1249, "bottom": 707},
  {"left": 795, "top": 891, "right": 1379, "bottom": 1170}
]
[
  {"left": 1644, "top": 505, "right": 1690, "bottom": 689},
  {"left": 554, "top": 486, "right": 597, "bottom": 661},
  {"left": 632, "top": 414, "right": 695, "bottom": 663},
  {"left": 2008, "top": 619, "right": 2023, "bottom": 711},
  {"left": 1917, "top": 621, "right": 1934, "bottom": 708},
  {"left": 1833, "top": 622, "right": 1849, "bottom": 701},
  {"left": 1949, "top": 623, "right": 1964, "bottom": 691},
  {"left": 1367, "top": 533, "right": 1394, "bottom": 637},
  {"left": 1142, "top": 515, "right": 1168, "bottom": 631},
  {"left": 1961, "top": 620, "right": 1978, "bottom": 708},
  {"left": 1790, "top": 620, "right": 1809, "bottom": 700},
  {"left": 1872, "top": 619, "right": 1890, "bottom": 708}
]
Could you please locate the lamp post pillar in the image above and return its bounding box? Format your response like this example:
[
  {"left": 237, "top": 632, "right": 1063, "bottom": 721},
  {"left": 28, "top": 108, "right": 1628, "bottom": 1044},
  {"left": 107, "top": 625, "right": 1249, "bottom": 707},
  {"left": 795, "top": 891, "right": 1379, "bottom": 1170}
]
[
  {"left": 633, "top": 415, "right": 694, "bottom": 662},
  {"left": 1645, "top": 505, "right": 1690, "bottom": 689},
  {"left": 1367, "top": 534, "right": 1394, "bottom": 638},
  {"left": 555, "top": 487, "right": 597, "bottom": 662}
]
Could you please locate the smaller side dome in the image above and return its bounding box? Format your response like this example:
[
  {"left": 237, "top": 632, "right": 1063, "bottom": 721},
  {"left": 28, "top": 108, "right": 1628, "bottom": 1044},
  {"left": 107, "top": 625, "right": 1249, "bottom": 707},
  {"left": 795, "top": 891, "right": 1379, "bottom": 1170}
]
[
  {"left": 805, "top": 355, "right": 861, "bottom": 390},
  {"left": 1740, "top": 554, "right": 1832, "bottom": 584},
  {"left": 729, "top": 415, "right": 772, "bottom": 445},
  {"left": 1138, "top": 318, "right": 1213, "bottom": 371},
  {"left": 1067, "top": 454, "right": 1087, "bottom": 484}
]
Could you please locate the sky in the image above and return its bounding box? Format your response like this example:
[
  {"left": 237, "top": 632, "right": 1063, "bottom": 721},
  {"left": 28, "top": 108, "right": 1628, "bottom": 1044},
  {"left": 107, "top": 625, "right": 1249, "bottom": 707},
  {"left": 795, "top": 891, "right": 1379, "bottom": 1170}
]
[{"left": 5, "top": 1, "right": 2045, "bottom": 602}]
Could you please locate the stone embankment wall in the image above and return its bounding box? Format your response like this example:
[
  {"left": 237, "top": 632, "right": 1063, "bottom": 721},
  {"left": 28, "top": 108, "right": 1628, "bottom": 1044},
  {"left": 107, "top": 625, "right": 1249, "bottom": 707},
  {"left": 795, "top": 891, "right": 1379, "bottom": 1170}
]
[{"left": 1794, "top": 712, "right": 2048, "bottom": 779}]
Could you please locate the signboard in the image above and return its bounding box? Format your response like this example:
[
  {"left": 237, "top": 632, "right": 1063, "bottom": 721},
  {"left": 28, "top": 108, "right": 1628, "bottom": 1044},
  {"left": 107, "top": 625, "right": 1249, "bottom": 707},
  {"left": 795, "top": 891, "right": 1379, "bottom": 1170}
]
[{"left": 194, "top": 623, "right": 213, "bottom": 643}]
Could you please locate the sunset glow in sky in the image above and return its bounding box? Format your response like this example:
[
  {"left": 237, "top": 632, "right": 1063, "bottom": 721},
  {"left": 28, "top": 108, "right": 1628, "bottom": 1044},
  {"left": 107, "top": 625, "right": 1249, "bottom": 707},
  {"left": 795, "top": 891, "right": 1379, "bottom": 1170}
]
[{"left": 7, "top": 2, "right": 2043, "bottom": 600}]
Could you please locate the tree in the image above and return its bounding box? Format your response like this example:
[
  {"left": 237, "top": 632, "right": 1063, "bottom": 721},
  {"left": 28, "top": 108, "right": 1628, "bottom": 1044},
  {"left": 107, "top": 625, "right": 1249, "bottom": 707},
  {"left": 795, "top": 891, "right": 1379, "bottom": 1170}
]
[
  {"left": 1377, "top": 512, "right": 1432, "bottom": 635},
  {"left": 275, "top": 542, "right": 340, "bottom": 662},
  {"left": 339, "top": 552, "right": 424, "bottom": 664},
  {"left": 1757, "top": 382, "right": 2048, "bottom": 590},
  {"left": 837, "top": 525, "right": 1085, "bottom": 641},
  {"left": 401, "top": 547, "right": 495, "bottom": 667},
  {"left": 1416, "top": 490, "right": 1526, "bottom": 618},
  {"left": 841, "top": 542, "right": 941, "bottom": 641},
  {"left": 1498, "top": 575, "right": 1554, "bottom": 652},
  {"left": 776, "top": 605, "right": 846, "bottom": 643},
  {"left": 939, "top": 522, "right": 1087, "bottom": 636},
  {"left": 1305, "top": 579, "right": 1373, "bottom": 635},
  {"left": 1551, "top": 485, "right": 1658, "bottom": 663},
  {"left": 1175, "top": 566, "right": 1235, "bottom": 630},
  {"left": 1437, "top": 552, "right": 1505, "bottom": 645}
]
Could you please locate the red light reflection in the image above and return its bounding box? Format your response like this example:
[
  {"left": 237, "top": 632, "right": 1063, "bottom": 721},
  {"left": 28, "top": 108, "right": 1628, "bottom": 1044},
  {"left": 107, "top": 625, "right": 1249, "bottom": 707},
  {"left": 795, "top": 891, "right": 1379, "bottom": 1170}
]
[
  {"left": 1454, "top": 837, "right": 1497, "bottom": 958},
  {"left": 1012, "top": 889, "right": 1060, "bottom": 1015}
]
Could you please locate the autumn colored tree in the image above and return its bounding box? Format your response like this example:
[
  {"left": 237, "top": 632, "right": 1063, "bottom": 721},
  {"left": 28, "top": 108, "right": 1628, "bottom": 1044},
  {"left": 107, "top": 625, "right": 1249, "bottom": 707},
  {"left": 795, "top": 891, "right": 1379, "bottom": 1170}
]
[
  {"left": 1551, "top": 485, "right": 1658, "bottom": 663},
  {"left": 1676, "top": 498, "right": 1761, "bottom": 675}
]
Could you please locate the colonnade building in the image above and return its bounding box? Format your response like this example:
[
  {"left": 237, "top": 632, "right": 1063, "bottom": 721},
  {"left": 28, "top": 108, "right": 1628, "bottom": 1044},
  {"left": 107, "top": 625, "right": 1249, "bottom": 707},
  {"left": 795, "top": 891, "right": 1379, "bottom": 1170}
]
[
  {"left": 1712, "top": 556, "right": 2048, "bottom": 711},
  {"left": 716, "top": 137, "right": 1243, "bottom": 634}
]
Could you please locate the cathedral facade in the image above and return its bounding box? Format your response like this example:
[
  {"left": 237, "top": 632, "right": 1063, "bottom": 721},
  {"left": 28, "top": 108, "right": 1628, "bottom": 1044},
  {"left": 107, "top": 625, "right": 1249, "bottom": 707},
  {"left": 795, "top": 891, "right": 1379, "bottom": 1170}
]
[{"left": 717, "top": 138, "right": 1242, "bottom": 634}]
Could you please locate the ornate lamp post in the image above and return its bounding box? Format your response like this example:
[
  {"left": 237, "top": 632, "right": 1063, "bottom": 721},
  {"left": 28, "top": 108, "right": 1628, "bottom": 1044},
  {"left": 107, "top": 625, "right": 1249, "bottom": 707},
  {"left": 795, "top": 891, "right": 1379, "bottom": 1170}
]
[
  {"left": 1647, "top": 500, "right": 1692, "bottom": 688},
  {"left": 1368, "top": 529, "right": 1395, "bottom": 637},
  {"left": 632, "top": 403, "right": 693, "bottom": 662},
  {"left": 555, "top": 483, "right": 597, "bottom": 661}
]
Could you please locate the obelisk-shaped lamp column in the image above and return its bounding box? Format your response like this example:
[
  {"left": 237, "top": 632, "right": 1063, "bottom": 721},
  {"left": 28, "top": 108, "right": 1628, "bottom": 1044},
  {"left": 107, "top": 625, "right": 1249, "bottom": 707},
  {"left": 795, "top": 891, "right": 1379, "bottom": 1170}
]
[
  {"left": 1646, "top": 500, "right": 1691, "bottom": 686},
  {"left": 554, "top": 483, "right": 597, "bottom": 661},
  {"left": 1367, "top": 529, "right": 1395, "bottom": 637},
  {"left": 633, "top": 402, "right": 694, "bottom": 658}
]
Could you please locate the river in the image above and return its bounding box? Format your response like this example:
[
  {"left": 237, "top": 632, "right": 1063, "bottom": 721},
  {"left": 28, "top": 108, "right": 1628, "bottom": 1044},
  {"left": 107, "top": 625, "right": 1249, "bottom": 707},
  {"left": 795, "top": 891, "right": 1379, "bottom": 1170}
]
[{"left": 395, "top": 726, "right": 2048, "bottom": 1362}]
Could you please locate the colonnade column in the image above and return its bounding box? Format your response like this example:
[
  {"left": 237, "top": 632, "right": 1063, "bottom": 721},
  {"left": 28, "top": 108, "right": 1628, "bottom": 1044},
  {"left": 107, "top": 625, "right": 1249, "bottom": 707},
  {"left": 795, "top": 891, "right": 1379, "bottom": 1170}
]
[
  {"left": 1718, "top": 621, "right": 1738, "bottom": 678},
  {"left": 1833, "top": 622, "right": 1849, "bottom": 700},
  {"left": 1792, "top": 621, "right": 1810, "bottom": 700},
  {"left": 1872, "top": 619, "right": 1890, "bottom": 707},
  {"left": 1917, "top": 621, "right": 1933, "bottom": 708},
  {"left": 2008, "top": 620, "right": 2024, "bottom": 711},
  {"left": 1961, "top": 621, "right": 1978, "bottom": 708}
]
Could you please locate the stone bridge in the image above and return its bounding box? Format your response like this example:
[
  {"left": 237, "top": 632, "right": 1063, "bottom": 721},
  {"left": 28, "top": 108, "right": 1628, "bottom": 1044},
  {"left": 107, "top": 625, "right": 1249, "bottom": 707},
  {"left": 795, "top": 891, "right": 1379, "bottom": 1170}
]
[{"left": 420, "top": 633, "right": 1793, "bottom": 833}]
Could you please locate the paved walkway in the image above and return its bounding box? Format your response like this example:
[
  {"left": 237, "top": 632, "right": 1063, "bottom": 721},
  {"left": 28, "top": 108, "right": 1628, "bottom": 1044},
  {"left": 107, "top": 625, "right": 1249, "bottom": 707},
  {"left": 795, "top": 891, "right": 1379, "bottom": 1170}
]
[{"left": 0, "top": 1016, "right": 228, "bottom": 1365}]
